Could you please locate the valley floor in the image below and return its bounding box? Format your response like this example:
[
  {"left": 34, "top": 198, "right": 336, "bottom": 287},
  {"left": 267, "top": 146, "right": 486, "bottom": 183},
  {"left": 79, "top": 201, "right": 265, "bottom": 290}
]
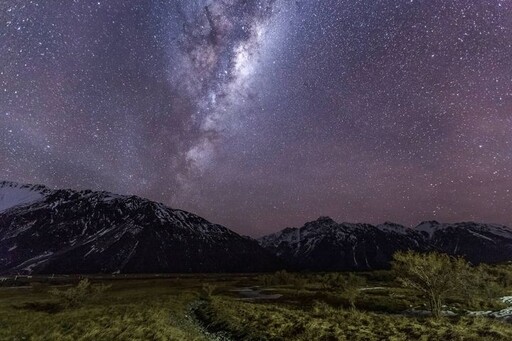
[{"left": 0, "top": 272, "right": 511, "bottom": 340}]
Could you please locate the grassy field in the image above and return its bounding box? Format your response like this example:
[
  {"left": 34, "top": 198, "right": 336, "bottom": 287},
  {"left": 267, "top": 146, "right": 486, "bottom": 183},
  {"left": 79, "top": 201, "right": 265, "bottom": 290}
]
[
  {"left": 0, "top": 276, "right": 207, "bottom": 340},
  {"left": 0, "top": 270, "right": 511, "bottom": 340}
]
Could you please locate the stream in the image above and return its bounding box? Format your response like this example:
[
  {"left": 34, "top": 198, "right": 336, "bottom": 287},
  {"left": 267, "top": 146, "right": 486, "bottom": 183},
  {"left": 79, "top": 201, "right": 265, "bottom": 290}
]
[{"left": 230, "top": 287, "right": 283, "bottom": 300}]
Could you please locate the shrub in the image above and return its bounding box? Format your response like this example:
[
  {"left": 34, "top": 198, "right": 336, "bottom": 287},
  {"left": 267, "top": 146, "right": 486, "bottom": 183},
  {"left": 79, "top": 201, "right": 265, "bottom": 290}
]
[
  {"left": 484, "top": 264, "right": 512, "bottom": 289},
  {"left": 294, "top": 277, "right": 308, "bottom": 292},
  {"left": 311, "top": 300, "right": 334, "bottom": 316},
  {"left": 363, "top": 270, "right": 395, "bottom": 283},
  {"left": 274, "top": 270, "right": 295, "bottom": 285},
  {"left": 199, "top": 283, "right": 217, "bottom": 300},
  {"left": 49, "top": 279, "right": 110, "bottom": 309},
  {"left": 315, "top": 273, "right": 366, "bottom": 309},
  {"left": 30, "top": 281, "right": 50, "bottom": 293},
  {"left": 392, "top": 251, "right": 470, "bottom": 318},
  {"left": 258, "top": 274, "right": 274, "bottom": 286},
  {"left": 339, "top": 273, "right": 366, "bottom": 310},
  {"left": 459, "top": 264, "right": 507, "bottom": 310},
  {"left": 319, "top": 273, "right": 343, "bottom": 290}
]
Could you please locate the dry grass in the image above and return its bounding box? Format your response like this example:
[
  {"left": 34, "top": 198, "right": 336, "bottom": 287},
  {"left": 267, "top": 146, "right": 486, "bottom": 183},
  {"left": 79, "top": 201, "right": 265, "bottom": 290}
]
[{"left": 0, "top": 269, "right": 511, "bottom": 340}]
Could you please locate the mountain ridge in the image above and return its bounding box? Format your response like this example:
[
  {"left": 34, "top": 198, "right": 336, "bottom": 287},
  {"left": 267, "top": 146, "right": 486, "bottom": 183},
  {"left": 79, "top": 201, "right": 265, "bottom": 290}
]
[
  {"left": 258, "top": 216, "right": 512, "bottom": 271},
  {"left": 0, "top": 180, "right": 278, "bottom": 274}
]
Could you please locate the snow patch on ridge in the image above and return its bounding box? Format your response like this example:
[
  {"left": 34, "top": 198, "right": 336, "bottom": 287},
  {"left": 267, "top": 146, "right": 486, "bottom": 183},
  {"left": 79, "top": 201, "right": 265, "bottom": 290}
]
[
  {"left": 468, "top": 230, "right": 494, "bottom": 242},
  {"left": 377, "top": 222, "right": 409, "bottom": 235},
  {"left": 0, "top": 181, "right": 47, "bottom": 213}
]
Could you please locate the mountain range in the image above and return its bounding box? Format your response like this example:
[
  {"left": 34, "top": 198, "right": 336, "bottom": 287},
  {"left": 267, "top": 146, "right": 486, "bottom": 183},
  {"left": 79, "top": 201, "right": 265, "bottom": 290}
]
[
  {"left": 259, "top": 216, "right": 512, "bottom": 271},
  {"left": 1, "top": 180, "right": 511, "bottom": 274}
]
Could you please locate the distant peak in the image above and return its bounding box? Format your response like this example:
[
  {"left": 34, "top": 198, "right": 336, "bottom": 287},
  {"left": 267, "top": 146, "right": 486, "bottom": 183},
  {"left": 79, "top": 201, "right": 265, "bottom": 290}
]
[
  {"left": 304, "top": 216, "right": 337, "bottom": 227},
  {"left": 316, "top": 216, "right": 336, "bottom": 223},
  {"left": 382, "top": 221, "right": 402, "bottom": 226},
  {"left": 417, "top": 220, "right": 441, "bottom": 227}
]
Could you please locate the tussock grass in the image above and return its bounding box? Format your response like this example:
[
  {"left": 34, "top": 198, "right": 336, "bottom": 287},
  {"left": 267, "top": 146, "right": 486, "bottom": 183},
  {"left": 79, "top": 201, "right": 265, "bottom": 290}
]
[
  {"left": 196, "top": 296, "right": 512, "bottom": 341},
  {"left": 0, "top": 267, "right": 511, "bottom": 340},
  {"left": 0, "top": 279, "right": 207, "bottom": 340}
]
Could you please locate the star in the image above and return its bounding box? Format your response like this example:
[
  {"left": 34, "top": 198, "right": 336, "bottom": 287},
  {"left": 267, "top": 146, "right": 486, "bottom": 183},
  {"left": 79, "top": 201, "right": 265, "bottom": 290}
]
[{"left": 1, "top": 0, "right": 511, "bottom": 235}]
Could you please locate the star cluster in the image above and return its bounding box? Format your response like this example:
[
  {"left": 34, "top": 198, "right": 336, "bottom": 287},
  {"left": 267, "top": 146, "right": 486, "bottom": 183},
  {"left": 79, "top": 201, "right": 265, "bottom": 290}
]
[{"left": 1, "top": 0, "right": 511, "bottom": 236}]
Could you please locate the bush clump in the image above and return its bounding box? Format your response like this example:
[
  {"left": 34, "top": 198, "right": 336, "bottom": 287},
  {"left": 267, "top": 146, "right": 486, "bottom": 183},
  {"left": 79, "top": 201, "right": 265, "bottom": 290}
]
[
  {"left": 49, "top": 279, "right": 110, "bottom": 309},
  {"left": 392, "top": 251, "right": 471, "bottom": 318},
  {"left": 199, "top": 283, "right": 217, "bottom": 300}
]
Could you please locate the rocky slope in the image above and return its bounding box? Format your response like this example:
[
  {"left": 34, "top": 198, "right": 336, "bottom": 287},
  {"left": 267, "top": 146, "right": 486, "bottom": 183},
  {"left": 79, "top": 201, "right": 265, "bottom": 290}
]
[
  {"left": 259, "top": 217, "right": 512, "bottom": 271},
  {"left": 0, "top": 181, "right": 277, "bottom": 274}
]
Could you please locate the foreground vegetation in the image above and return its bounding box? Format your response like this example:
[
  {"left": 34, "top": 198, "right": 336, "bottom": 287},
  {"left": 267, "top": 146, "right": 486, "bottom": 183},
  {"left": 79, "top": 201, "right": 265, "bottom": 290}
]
[
  {"left": 0, "top": 276, "right": 207, "bottom": 340},
  {"left": 197, "top": 297, "right": 512, "bottom": 341},
  {"left": 0, "top": 253, "right": 511, "bottom": 340}
]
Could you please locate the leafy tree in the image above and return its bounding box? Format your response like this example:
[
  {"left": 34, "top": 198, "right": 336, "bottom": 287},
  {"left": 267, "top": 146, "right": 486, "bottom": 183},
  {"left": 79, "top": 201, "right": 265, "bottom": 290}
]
[{"left": 392, "top": 251, "right": 469, "bottom": 318}]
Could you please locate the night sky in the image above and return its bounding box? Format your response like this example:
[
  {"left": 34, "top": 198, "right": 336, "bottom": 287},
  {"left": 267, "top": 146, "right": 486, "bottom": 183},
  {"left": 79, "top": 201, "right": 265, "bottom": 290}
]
[{"left": 1, "top": 0, "right": 512, "bottom": 236}]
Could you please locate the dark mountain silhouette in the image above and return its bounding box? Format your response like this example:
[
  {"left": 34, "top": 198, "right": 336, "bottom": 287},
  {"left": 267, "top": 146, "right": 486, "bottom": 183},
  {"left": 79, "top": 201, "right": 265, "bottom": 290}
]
[{"left": 0, "top": 181, "right": 277, "bottom": 274}]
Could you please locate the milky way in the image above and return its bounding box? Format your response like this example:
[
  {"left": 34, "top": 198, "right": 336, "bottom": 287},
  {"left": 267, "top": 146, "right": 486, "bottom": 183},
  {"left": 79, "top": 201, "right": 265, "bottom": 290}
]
[{"left": 1, "top": 0, "right": 512, "bottom": 236}]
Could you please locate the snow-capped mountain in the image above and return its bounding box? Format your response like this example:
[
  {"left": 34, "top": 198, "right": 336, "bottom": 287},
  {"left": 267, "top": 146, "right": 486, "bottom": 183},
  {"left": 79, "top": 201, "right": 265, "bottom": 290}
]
[
  {"left": 3, "top": 180, "right": 510, "bottom": 274},
  {"left": 0, "top": 181, "right": 277, "bottom": 274},
  {"left": 415, "top": 220, "right": 512, "bottom": 264},
  {"left": 259, "top": 217, "right": 512, "bottom": 271}
]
